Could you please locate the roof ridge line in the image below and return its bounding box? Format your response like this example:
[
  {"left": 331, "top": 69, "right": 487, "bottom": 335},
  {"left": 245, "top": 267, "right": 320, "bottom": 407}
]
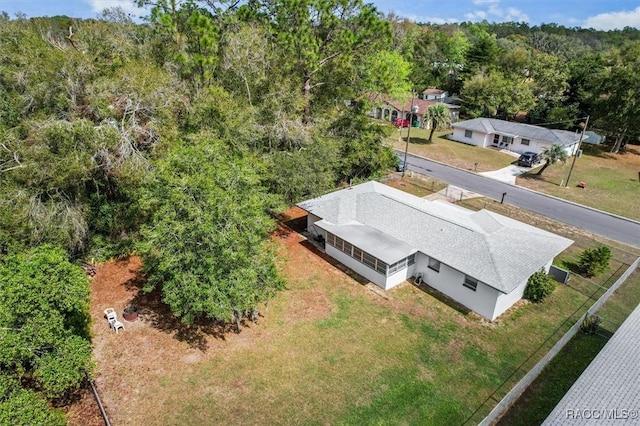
[
  {"left": 482, "top": 238, "right": 507, "bottom": 293},
  {"left": 375, "top": 192, "right": 477, "bottom": 233}
]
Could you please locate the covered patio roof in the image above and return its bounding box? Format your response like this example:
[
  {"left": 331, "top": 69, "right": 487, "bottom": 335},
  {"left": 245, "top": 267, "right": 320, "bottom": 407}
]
[{"left": 315, "top": 220, "right": 416, "bottom": 265}]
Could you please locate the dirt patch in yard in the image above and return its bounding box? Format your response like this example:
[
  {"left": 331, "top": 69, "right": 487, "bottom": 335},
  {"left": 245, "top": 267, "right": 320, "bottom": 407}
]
[
  {"left": 63, "top": 385, "right": 104, "bottom": 426},
  {"left": 83, "top": 207, "right": 385, "bottom": 424}
]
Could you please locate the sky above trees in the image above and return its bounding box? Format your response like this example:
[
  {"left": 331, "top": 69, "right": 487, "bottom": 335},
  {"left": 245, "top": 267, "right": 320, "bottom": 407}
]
[{"left": 2, "top": 0, "right": 639, "bottom": 30}]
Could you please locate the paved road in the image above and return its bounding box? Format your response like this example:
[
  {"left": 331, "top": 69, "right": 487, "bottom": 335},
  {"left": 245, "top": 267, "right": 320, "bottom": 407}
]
[{"left": 401, "top": 152, "right": 640, "bottom": 248}]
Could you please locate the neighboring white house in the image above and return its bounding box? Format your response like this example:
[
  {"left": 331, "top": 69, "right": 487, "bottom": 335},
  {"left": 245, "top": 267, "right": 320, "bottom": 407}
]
[
  {"left": 367, "top": 94, "right": 460, "bottom": 127},
  {"left": 450, "top": 118, "right": 581, "bottom": 156},
  {"left": 582, "top": 130, "right": 605, "bottom": 145},
  {"left": 420, "top": 88, "right": 448, "bottom": 101},
  {"left": 297, "top": 182, "right": 573, "bottom": 321}
]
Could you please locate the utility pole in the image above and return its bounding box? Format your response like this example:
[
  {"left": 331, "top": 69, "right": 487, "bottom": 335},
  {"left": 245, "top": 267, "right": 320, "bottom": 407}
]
[
  {"left": 398, "top": 105, "right": 405, "bottom": 143},
  {"left": 402, "top": 93, "right": 418, "bottom": 178},
  {"left": 565, "top": 116, "right": 589, "bottom": 187}
]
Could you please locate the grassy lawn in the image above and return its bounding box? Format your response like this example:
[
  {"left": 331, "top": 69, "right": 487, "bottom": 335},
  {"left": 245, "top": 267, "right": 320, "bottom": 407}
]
[
  {"left": 385, "top": 127, "right": 516, "bottom": 172},
  {"left": 382, "top": 173, "right": 448, "bottom": 197},
  {"left": 145, "top": 262, "right": 589, "bottom": 425},
  {"left": 515, "top": 144, "right": 640, "bottom": 221},
  {"left": 496, "top": 332, "right": 609, "bottom": 426}
]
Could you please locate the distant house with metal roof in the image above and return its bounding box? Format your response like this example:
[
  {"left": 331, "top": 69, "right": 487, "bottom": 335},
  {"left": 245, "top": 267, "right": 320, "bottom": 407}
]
[
  {"left": 297, "top": 181, "right": 573, "bottom": 321},
  {"left": 450, "top": 118, "right": 581, "bottom": 156},
  {"left": 543, "top": 302, "right": 640, "bottom": 425}
]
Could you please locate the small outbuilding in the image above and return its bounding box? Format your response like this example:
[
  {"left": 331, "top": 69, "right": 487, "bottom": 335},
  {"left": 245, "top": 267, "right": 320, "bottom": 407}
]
[{"left": 298, "top": 182, "right": 573, "bottom": 321}]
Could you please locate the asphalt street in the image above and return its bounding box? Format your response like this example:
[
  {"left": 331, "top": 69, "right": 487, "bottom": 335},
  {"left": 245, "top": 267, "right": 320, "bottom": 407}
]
[{"left": 401, "top": 152, "right": 640, "bottom": 249}]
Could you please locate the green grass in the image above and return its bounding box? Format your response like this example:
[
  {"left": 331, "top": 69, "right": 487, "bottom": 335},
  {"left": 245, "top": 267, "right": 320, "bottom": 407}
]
[
  {"left": 104, "top": 177, "right": 639, "bottom": 426},
  {"left": 496, "top": 333, "right": 609, "bottom": 426},
  {"left": 382, "top": 174, "right": 448, "bottom": 197},
  {"left": 386, "top": 128, "right": 517, "bottom": 172},
  {"left": 595, "top": 270, "right": 640, "bottom": 334},
  {"left": 141, "top": 263, "right": 596, "bottom": 425},
  {"left": 516, "top": 144, "right": 640, "bottom": 221}
]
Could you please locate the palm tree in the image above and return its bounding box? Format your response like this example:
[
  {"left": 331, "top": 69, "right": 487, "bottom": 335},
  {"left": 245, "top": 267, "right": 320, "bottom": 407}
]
[
  {"left": 536, "top": 144, "right": 568, "bottom": 175},
  {"left": 425, "top": 104, "right": 451, "bottom": 143}
]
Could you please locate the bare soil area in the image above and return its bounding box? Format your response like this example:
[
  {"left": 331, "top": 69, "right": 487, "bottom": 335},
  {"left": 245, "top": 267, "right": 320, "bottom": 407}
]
[{"left": 83, "top": 207, "right": 363, "bottom": 424}]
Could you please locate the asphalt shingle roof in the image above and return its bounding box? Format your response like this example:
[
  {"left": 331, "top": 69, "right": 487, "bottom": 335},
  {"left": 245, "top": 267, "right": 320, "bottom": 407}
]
[
  {"left": 452, "top": 118, "right": 580, "bottom": 147},
  {"left": 298, "top": 182, "right": 573, "bottom": 293}
]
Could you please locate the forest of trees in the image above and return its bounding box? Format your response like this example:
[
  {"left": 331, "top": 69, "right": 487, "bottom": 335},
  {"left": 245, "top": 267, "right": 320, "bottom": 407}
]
[{"left": 0, "top": 0, "right": 639, "bottom": 421}]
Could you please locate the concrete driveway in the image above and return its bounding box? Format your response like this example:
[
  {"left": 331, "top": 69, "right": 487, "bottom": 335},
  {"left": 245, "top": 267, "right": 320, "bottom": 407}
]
[{"left": 478, "top": 164, "right": 537, "bottom": 184}]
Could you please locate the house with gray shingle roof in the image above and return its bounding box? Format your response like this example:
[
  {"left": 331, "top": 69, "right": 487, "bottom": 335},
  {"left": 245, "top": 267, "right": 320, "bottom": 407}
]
[
  {"left": 297, "top": 181, "right": 573, "bottom": 321},
  {"left": 450, "top": 118, "right": 581, "bottom": 156}
]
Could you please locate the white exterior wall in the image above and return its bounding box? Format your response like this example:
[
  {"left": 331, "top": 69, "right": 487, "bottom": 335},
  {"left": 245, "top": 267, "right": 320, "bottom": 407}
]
[
  {"left": 514, "top": 136, "right": 547, "bottom": 155},
  {"left": 513, "top": 138, "right": 578, "bottom": 156},
  {"left": 493, "top": 281, "right": 526, "bottom": 319},
  {"left": 385, "top": 264, "right": 416, "bottom": 290},
  {"left": 325, "top": 245, "right": 386, "bottom": 287},
  {"left": 449, "top": 127, "right": 489, "bottom": 147},
  {"left": 415, "top": 254, "right": 501, "bottom": 321},
  {"left": 449, "top": 129, "right": 578, "bottom": 157},
  {"left": 565, "top": 142, "right": 579, "bottom": 156},
  {"left": 306, "top": 213, "right": 415, "bottom": 290},
  {"left": 492, "top": 259, "right": 554, "bottom": 319},
  {"left": 325, "top": 245, "right": 416, "bottom": 290},
  {"left": 306, "top": 214, "right": 326, "bottom": 240}
]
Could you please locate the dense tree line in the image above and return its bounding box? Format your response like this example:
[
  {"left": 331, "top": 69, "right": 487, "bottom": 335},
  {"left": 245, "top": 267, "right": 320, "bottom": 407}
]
[
  {"left": 0, "top": 2, "right": 399, "bottom": 419},
  {"left": 1, "top": 3, "right": 639, "bottom": 421}
]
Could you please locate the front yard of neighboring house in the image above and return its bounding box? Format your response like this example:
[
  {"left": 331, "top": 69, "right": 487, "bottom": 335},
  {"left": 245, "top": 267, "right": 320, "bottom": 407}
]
[
  {"left": 385, "top": 124, "right": 640, "bottom": 222},
  {"left": 516, "top": 143, "right": 640, "bottom": 221},
  {"left": 386, "top": 128, "right": 516, "bottom": 172},
  {"left": 86, "top": 192, "right": 637, "bottom": 425}
]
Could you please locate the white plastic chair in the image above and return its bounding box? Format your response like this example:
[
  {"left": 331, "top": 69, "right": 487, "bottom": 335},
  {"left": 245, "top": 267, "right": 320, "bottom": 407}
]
[
  {"left": 104, "top": 308, "right": 116, "bottom": 321},
  {"left": 110, "top": 318, "right": 125, "bottom": 333},
  {"left": 104, "top": 308, "right": 124, "bottom": 333}
]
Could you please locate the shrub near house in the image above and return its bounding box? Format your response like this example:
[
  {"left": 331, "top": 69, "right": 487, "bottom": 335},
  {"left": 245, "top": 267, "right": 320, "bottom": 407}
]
[{"left": 524, "top": 271, "right": 557, "bottom": 303}]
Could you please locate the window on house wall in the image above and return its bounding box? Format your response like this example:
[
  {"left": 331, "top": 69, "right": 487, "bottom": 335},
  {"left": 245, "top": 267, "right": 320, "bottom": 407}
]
[
  {"left": 353, "top": 247, "right": 363, "bottom": 262},
  {"left": 502, "top": 136, "right": 513, "bottom": 145},
  {"left": 362, "top": 252, "right": 376, "bottom": 269},
  {"left": 465, "top": 130, "right": 473, "bottom": 138},
  {"left": 493, "top": 134, "right": 500, "bottom": 145},
  {"left": 428, "top": 257, "right": 441, "bottom": 272},
  {"left": 388, "top": 254, "right": 416, "bottom": 276},
  {"left": 326, "top": 232, "right": 414, "bottom": 277},
  {"left": 521, "top": 138, "right": 530, "bottom": 146},
  {"left": 327, "top": 233, "right": 335, "bottom": 246},
  {"left": 463, "top": 275, "right": 478, "bottom": 291}
]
